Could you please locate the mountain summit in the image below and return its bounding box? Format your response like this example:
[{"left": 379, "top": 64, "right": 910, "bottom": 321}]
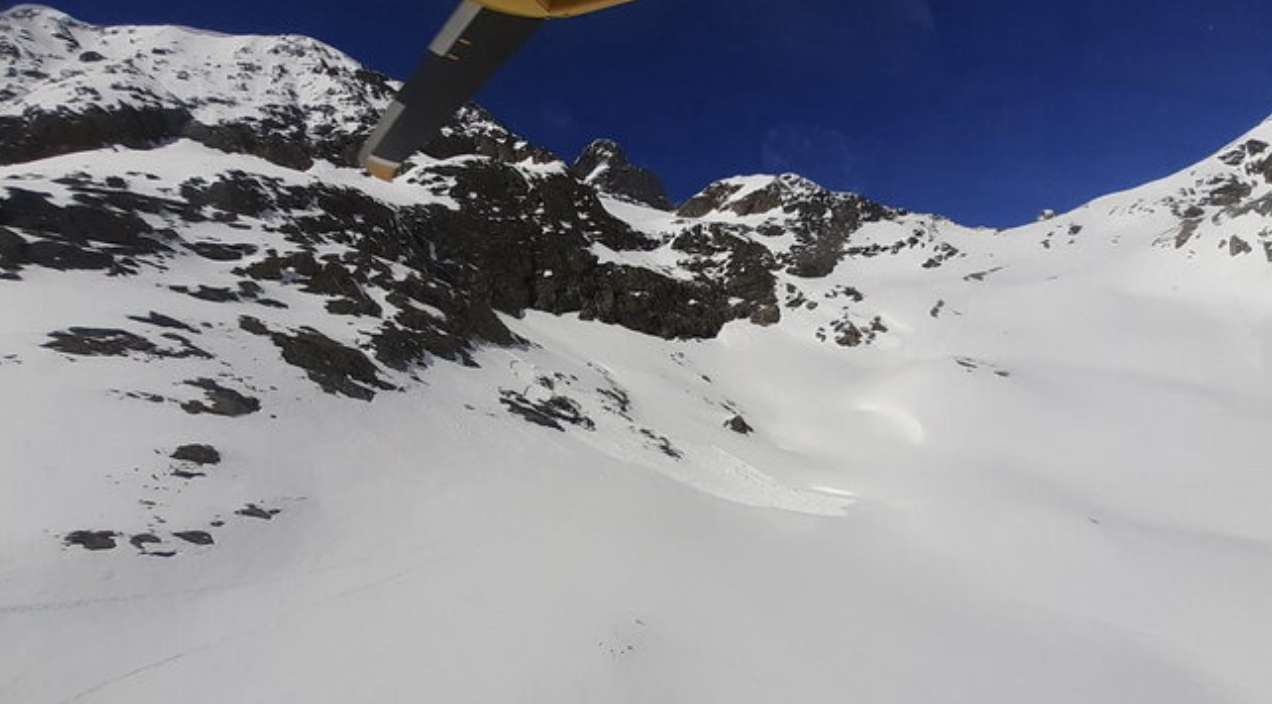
[
  {"left": 2, "top": 7, "right": 1272, "bottom": 704},
  {"left": 570, "top": 138, "right": 673, "bottom": 210}
]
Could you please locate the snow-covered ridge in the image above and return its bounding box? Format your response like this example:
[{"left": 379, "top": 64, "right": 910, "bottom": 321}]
[{"left": 0, "top": 4, "right": 392, "bottom": 141}]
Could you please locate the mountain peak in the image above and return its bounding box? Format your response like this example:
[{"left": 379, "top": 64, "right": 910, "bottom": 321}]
[
  {"left": 1, "top": 3, "right": 75, "bottom": 21},
  {"left": 677, "top": 172, "right": 852, "bottom": 219},
  {"left": 570, "top": 138, "right": 673, "bottom": 210},
  {"left": 0, "top": 7, "right": 399, "bottom": 170}
]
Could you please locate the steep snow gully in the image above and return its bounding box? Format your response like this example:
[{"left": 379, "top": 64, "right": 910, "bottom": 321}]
[{"left": 2, "top": 6, "right": 1272, "bottom": 704}]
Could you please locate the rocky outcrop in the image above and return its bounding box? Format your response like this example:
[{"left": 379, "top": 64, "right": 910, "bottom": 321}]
[
  {"left": 678, "top": 174, "right": 898, "bottom": 278},
  {"left": 0, "top": 106, "right": 192, "bottom": 166}
]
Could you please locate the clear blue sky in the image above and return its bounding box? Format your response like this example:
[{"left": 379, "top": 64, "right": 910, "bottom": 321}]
[{"left": 23, "top": 0, "right": 1272, "bottom": 226}]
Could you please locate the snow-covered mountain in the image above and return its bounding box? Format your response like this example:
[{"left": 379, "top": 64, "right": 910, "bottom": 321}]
[{"left": 2, "top": 5, "right": 1271, "bottom": 703}]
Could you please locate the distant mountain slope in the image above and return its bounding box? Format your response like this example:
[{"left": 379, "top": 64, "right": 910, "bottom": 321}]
[{"left": 2, "top": 6, "right": 1271, "bottom": 704}]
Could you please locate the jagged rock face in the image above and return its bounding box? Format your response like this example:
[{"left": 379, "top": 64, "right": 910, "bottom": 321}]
[
  {"left": 426, "top": 105, "right": 559, "bottom": 166},
  {"left": 677, "top": 173, "right": 899, "bottom": 277},
  {"left": 415, "top": 158, "right": 730, "bottom": 339},
  {"left": 571, "top": 139, "right": 673, "bottom": 210}
]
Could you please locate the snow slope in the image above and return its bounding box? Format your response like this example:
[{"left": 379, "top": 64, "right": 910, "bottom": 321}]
[{"left": 2, "top": 6, "right": 1272, "bottom": 704}]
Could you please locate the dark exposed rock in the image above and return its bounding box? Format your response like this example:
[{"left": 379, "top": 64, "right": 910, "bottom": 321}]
[
  {"left": 964, "top": 267, "right": 1004, "bottom": 283},
  {"left": 181, "top": 378, "right": 261, "bottom": 416},
  {"left": 678, "top": 176, "right": 896, "bottom": 278},
  {"left": 413, "top": 159, "right": 737, "bottom": 340},
  {"left": 726, "top": 415, "right": 754, "bottom": 435},
  {"left": 637, "top": 427, "right": 682, "bottom": 459},
  {"left": 171, "top": 285, "right": 240, "bottom": 303},
  {"left": 1219, "top": 150, "right": 1246, "bottom": 167},
  {"left": 128, "top": 312, "right": 199, "bottom": 333},
  {"left": 122, "top": 391, "right": 168, "bottom": 404},
  {"left": 1228, "top": 236, "right": 1252, "bottom": 257},
  {"left": 0, "top": 106, "right": 192, "bottom": 166},
  {"left": 1175, "top": 219, "right": 1201, "bottom": 249},
  {"left": 580, "top": 264, "right": 734, "bottom": 339},
  {"left": 236, "top": 504, "right": 281, "bottom": 520},
  {"left": 129, "top": 533, "right": 162, "bottom": 550},
  {"left": 173, "top": 530, "right": 215, "bottom": 546},
  {"left": 597, "top": 385, "right": 633, "bottom": 417},
  {"left": 268, "top": 327, "right": 395, "bottom": 400},
  {"left": 43, "top": 327, "right": 210, "bottom": 360},
  {"left": 64, "top": 530, "right": 118, "bottom": 551},
  {"left": 0, "top": 226, "right": 29, "bottom": 270},
  {"left": 159, "top": 333, "right": 212, "bottom": 359},
  {"left": 749, "top": 305, "right": 781, "bottom": 326},
  {"left": 1225, "top": 139, "right": 1272, "bottom": 181},
  {"left": 827, "top": 285, "right": 865, "bottom": 303},
  {"left": 240, "top": 249, "right": 383, "bottom": 318},
  {"left": 678, "top": 179, "right": 780, "bottom": 218},
  {"left": 672, "top": 223, "right": 779, "bottom": 321},
  {"left": 183, "top": 121, "right": 314, "bottom": 171},
  {"left": 1206, "top": 178, "right": 1253, "bottom": 207},
  {"left": 186, "top": 241, "right": 258, "bottom": 261},
  {"left": 832, "top": 315, "right": 888, "bottom": 348},
  {"left": 1175, "top": 203, "right": 1206, "bottom": 219},
  {"left": 239, "top": 315, "right": 271, "bottom": 336},
  {"left": 0, "top": 188, "right": 180, "bottom": 275},
  {"left": 500, "top": 390, "right": 595, "bottom": 432},
  {"left": 921, "top": 242, "right": 961, "bottom": 270},
  {"left": 423, "top": 105, "right": 559, "bottom": 166},
  {"left": 571, "top": 139, "right": 673, "bottom": 210},
  {"left": 44, "top": 328, "right": 155, "bottom": 357},
  {"left": 171, "top": 444, "right": 222, "bottom": 465},
  {"left": 1225, "top": 193, "right": 1272, "bottom": 219},
  {"left": 0, "top": 187, "right": 158, "bottom": 248},
  {"left": 1250, "top": 154, "right": 1272, "bottom": 184},
  {"left": 180, "top": 173, "right": 274, "bottom": 217},
  {"left": 371, "top": 322, "right": 461, "bottom": 371}
]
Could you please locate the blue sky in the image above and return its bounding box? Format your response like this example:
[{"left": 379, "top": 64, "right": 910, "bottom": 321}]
[{"left": 26, "top": 0, "right": 1272, "bottom": 226}]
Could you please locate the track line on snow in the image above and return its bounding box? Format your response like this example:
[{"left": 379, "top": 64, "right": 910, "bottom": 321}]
[
  {"left": 49, "top": 554, "right": 447, "bottom": 704},
  {"left": 36, "top": 532, "right": 516, "bottom": 703},
  {"left": 54, "top": 650, "right": 202, "bottom": 704}
]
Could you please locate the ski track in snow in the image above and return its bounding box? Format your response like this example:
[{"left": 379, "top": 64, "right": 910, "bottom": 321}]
[{"left": 49, "top": 555, "right": 444, "bottom": 704}]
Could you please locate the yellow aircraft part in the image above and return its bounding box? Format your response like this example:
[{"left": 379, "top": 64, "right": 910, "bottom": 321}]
[{"left": 472, "top": 0, "right": 642, "bottom": 19}]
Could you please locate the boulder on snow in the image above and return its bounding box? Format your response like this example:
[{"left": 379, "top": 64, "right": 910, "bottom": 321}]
[
  {"left": 171, "top": 444, "right": 222, "bottom": 466},
  {"left": 64, "top": 530, "right": 118, "bottom": 551},
  {"left": 181, "top": 379, "right": 261, "bottom": 417}
]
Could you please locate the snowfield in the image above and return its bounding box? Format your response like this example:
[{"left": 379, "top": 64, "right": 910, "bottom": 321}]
[{"left": 2, "top": 6, "right": 1272, "bottom": 704}]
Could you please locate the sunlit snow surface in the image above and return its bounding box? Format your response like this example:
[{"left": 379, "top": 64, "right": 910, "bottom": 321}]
[{"left": 3, "top": 7, "right": 1272, "bottom": 704}]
